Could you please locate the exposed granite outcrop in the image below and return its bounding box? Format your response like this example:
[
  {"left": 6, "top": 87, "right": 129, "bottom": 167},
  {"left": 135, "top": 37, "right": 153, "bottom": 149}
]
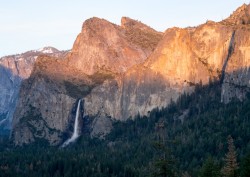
[
  {"left": 85, "top": 20, "right": 249, "bottom": 119},
  {"left": 0, "top": 47, "right": 67, "bottom": 132},
  {"left": 11, "top": 17, "right": 162, "bottom": 145},
  {"left": 68, "top": 17, "right": 162, "bottom": 75},
  {"left": 221, "top": 26, "right": 250, "bottom": 102},
  {"left": 11, "top": 4, "right": 250, "bottom": 145}
]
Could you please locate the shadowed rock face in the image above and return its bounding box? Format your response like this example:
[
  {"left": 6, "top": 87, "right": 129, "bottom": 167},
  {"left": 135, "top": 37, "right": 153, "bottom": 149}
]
[
  {"left": 84, "top": 66, "right": 182, "bottom": 121},
  {"left": 221, "top": 27, "right": 250, "bottom": 103},
  {"left": 0, "top": 47, "right": 67, "bottom": 133},
  {"left": 11, "top": 55, "right": 90, "bottom": 145},
  {"left": 11, "top": 17, "right": 162, "bottom": 145},
  {"left": 84, "top": 7, "right": 250, "bottom": 121},
  {"left": 11, "top": 4, "right": 250, "bottom": 145}
]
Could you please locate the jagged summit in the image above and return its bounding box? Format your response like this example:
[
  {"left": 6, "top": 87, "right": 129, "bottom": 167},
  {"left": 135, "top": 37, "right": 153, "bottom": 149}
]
[
  {"left": 121, "top": 17, "right": 160, "bottom": 33},
  {"left": 84, "top": 4, "right": 250, "bottom": 123},
  {"left": 69, "top": 16, "right": 162, "bottom": 75},
  {"left": 81, "top": 17, "right": 119, "bottom": 32},
  {"left": 9, "top": 4, "right": 250, "bottom": 145},
  {"left": 222, "top": 3, "right": 250, "bottom": 25}
]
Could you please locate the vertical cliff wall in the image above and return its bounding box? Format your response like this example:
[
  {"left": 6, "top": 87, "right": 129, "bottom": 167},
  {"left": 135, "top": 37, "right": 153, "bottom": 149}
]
[
  {"left": 10, "top": 4, "right": 250, "bottom": 145},
  {"left": 0, "top": 47, "right": 67, "bottom": 133}
]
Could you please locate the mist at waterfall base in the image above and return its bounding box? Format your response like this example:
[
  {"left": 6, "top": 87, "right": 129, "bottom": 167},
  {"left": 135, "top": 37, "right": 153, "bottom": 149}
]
[{"left": 61, "top": 100, "right": 81, "bottom": 148}]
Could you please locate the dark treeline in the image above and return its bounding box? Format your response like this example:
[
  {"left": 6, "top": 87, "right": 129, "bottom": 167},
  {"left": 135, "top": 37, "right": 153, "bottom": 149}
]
[{"left": 0, "top": 81, "right": 250, "bottom": 177}]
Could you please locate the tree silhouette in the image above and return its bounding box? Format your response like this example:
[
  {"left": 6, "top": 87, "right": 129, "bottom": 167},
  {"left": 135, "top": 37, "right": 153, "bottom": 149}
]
[
  {"left": 199, "top": 156, "right": 220, "bottom": 177},
  {"left": 151, "top": 121, "right": 176, "bottom": 177},
  {"left": 240, "top": 153, "right": 250, "bottom": 177},
  {"left": 221, "top": 136, "right": 238, "bottom": 177}
]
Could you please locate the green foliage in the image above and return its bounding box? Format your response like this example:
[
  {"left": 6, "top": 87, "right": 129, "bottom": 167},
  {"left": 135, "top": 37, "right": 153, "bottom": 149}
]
[
  {"left": 124, "top": 27, "right": 162, "bottom": 51},
  {"left": 19, "top": 104, "right": 59, "bottom": 142},
  {"left": 89, "top": 70, "right": 115, "bottom": 85},
  {"left": 199, "top": 157, "right": 221, "bottom": 177},
  {"left": 64, "top": 70, "right": 115, "bottom": 98},
  {"left": 64, "top": 81, "right": 92, "bottom": 98},
  {"left": 151, "top": 142, "right": 177, "bottom": 177},
  {"left": 240, "top": 153, "right": 250, "bottom": 177},
  {"left": 221, "top": 136, "right": 239, "bottom": 177},
  {"left": 1, "top": 81, "right": 250, "bottom": 176}
]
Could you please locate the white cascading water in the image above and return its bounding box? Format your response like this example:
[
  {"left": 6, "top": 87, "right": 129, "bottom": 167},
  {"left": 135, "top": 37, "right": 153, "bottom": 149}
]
[{"left": 62, "top": 100, "right": 81, "bottom": 147}]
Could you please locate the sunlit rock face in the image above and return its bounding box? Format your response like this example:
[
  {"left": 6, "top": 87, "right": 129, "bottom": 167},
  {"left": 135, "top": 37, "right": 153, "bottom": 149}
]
[
  {"left": 11, "top": 17, "right": 162, "bottom": 145},
  {"left": 221, "top": 3, "right": 250, "bottom": 25},
  {"left": 68, "top": 17, "right": 162, "bottom": 75},
  {"left": 11, "top": 4, "right": 250, "bottom": 145},
  {"left": 84, "top": 5, "right": 250, "bottom": 122},
  {"left": 85, "top": 17, "right": 249, "bottom": 120}
]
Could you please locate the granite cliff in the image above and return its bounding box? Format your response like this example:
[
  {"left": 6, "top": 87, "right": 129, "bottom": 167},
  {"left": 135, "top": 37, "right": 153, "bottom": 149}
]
[
  {"left": 11, "top": 17, "right": 162, "bottom": 145},
  {"left": 68, "top": 17, "right": 162, "bottom": 75},
  {"left": 0, "top": 47, "right": 67, "bottom": 134},
  {"left": 85, "top": 4, "right": 250, "bottom": 122},
  {"left": 10, "top": 4, "right": 250, "bottom": 145}
]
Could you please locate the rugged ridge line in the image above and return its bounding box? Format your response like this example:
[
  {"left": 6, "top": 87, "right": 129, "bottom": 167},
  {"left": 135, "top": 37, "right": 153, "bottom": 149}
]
[
  {"left": 11, "top": 4, "right": 250, "bottom": 145},
  {"left": 84, "top": 4, "right": 250, "bottom": 132},
  {"left": 11, "top": 17, "right": 162, "bottom": 145},
  {"left": 68, "top": 17, "right": 162, "bottom": 75}
]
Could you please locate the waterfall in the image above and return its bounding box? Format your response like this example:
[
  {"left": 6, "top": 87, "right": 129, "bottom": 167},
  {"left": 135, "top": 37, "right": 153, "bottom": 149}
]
[{"left": 62, "top": 99, "right": 81, "bottom": 147}]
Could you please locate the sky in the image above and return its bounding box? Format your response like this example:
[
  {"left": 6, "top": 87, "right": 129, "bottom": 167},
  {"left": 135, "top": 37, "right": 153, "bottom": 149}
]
[{"left": 0, "top": 0, "right": 249, "bottom": 57}]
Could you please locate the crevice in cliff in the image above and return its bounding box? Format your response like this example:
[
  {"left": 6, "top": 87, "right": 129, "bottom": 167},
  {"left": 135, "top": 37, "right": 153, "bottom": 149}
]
[
  {"left": 120, "top": 74, "right": 126, "bottom": 119},
  {"left": 220, "top": 30, "right": 236, "bottom": 83},
  {"left": 14, "top": 60, "right": 20, "bottom": 76},
  {"left": 194, "top": 55, "right": 222, "bottom": 82},
  {"left": 197, "top": 57, "right": 219, "bottom": 77}
]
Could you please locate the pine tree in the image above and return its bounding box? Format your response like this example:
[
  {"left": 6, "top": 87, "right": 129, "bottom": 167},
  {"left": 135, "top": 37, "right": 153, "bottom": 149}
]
[
  {"left": 151, "top": 142, "right": 176, "bottom": 177},
  {"left": 199, "top": 156, "right": 220, "bottom": 177},
  {"left": 240, "top": 153, "right": 250, "bottom": 177},
  {"left": 151, "top": 121, "right": 176, "bottom": 177},
  {"left": 221, "top": 136, "right": 239, "bottom": 177}
]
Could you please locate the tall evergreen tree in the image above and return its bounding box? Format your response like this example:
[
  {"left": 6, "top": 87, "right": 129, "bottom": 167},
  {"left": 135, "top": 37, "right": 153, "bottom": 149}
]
[
  {"left": 199, "top": 156, "right": 220, "bottom": 177},
  {"left": 221, "top": 136, "right": 238, "bottom": 177},
  {"left": 240, "top": 153, "right": 250, "bottom": 177},
  {"left": 151, "top": 142, "right": 176, "bottom": 177},
  {"left": 151, "top": 121, "right": 176, "bottom": 177}
]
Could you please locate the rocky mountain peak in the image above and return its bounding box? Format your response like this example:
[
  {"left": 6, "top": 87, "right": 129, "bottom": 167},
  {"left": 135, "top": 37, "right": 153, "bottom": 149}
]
[
  {"left": 121, "top": 17, "right": 159, "bottom": 33},
  {"left": 80, "top": 17, "right": 120, "bottom": 39},
  {"left": 82, "top": 17, "right": 117, "bottom": 29},
  {"left": 222, "top": 3, "right": 250, "bottom": 25},
  {"left": 68, "top": 17, "right": 162, "bottom": 75},
  {"left": 10, "top": 4, "right": 250, "bottom": 146}
]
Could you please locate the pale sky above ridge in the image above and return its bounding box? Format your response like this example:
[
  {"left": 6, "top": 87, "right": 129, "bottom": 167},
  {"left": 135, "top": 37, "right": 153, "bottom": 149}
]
[{"left": 0, "top": 0, "right": 249, "bottom": 57}]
